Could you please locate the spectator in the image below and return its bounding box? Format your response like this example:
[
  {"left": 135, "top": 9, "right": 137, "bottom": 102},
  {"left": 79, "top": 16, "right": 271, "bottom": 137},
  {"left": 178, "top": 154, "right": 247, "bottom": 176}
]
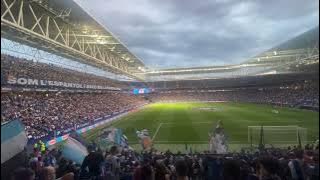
[
  {"left": 223, "top": 159, "right": 241, "bottom": 180},
  {"left": 257, "top": 157, "right": 281, "bottom": 180},
  {"left": 12, "top": 167, "right": 35, "bottom": 180},
  {"left": 57, "top": 173, "right": 74, "bottom": 180},
  {"left": 133, "top": 162, "right": 154, "bottom": 180},
  {"left": 105, "top": 146, "right": 121, "bottom": 180},
  {"left": 175, "top": 160, "right": 189, "bottom": 180},
  {"left": 80, "top": 145, "right": 104, "bottom": 178},
  {"left": 154, "top": 160, "right": 170, "bottom": 180},
  {"left": 288, "top": 149, "right": 306, "bottom": 180},
  {"left": 39, "top": 166, "right": 56, "bottom": 180}
]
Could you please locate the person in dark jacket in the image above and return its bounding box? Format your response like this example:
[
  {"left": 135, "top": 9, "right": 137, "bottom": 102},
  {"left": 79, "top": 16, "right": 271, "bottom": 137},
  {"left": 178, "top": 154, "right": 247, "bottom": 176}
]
[
  {"left": 223, "top": 159, "right": 241, "bottom": 180},
  {"left": 257, "top": 157, "right": 281, "bottom": 180},
  {"left": 12, "top": 167, "right": 35, "bottom": 180},
  {"left": 80, "top": 145, "right": 104, "bottom": 178},
  {"left": 175, "top": 160, "right": 189, "bottom": 180}
]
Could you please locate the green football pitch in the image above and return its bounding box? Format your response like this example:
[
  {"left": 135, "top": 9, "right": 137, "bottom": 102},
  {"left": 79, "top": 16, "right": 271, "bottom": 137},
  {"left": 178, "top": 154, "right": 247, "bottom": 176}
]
[{"left": 83, "top": 102, "right": 319, "bottom": 151}]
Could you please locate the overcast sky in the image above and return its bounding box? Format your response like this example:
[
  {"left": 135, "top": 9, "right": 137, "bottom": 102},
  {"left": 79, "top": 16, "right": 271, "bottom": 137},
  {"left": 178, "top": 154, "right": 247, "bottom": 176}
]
[{"left": 75, "top": 0, "right": 319, "bottom": 69}]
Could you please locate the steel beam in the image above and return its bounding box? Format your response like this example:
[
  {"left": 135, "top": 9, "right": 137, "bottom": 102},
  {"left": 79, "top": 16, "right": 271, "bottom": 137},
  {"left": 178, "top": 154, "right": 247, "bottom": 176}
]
[{"left": 1, "top": 0, "right": 143, "bottom": 80}]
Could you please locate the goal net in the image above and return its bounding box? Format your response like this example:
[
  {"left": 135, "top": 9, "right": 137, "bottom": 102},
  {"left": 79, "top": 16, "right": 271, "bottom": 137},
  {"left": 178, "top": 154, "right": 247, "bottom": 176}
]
[{"left": 248, "top": 126, "right": 307, "bottom": 147}]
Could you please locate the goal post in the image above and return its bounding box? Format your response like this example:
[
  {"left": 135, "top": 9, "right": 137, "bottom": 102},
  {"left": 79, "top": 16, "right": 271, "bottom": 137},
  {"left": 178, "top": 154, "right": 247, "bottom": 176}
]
[{"left": 248, "top": 126, "right": 307, "bottom": 147}]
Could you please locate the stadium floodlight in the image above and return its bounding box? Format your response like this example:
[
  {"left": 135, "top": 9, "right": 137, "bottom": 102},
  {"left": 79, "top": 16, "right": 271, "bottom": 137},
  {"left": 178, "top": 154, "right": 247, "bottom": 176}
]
[
  {"left": 96, "top": 39, "right": 104, "bottom": 44},
  {"left": 138, "top": 66, "right": 146, "bottom": 72}
]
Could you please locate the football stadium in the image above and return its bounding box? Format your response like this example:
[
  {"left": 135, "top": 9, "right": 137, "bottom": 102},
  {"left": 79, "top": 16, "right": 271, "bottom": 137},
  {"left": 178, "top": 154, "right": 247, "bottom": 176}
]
[{"left": 1, "top": 0, "right": 319, "bottom": 180}]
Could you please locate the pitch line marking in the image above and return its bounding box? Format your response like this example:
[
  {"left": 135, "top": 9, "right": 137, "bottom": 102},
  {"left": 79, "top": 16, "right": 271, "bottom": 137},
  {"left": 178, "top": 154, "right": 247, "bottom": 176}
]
[
  {"left": 161, "top": 122, "right": 212, "bottom": 125},
  {"left": 153, "top": 140, "right": 243, "bottom": 143},
  {"left": 152, "top": 123, "right": 163, "bottom": 141}
]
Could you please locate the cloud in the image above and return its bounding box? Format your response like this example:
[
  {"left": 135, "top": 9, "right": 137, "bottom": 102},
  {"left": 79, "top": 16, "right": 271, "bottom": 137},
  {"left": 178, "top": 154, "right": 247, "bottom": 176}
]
[{"left": 75, "top": 0, "right": 319, "bottom": 69}]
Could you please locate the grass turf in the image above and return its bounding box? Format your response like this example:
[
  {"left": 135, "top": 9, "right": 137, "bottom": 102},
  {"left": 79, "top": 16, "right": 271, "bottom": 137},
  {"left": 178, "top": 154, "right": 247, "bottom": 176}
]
[{"left": 83, "top": 102, "right": 319, "bottom": 149}]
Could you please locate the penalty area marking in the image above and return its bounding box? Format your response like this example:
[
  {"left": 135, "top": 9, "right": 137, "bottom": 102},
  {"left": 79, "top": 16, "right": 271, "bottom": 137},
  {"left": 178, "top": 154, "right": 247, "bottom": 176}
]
[{"left": 152, "top": 123, "right": 163, "bottom": 141}]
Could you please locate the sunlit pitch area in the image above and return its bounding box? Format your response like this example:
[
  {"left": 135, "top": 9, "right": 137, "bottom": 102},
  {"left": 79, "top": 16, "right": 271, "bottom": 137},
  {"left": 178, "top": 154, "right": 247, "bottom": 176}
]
[{"left": 83, "top": 102, "right": 319, "bottom": 151}]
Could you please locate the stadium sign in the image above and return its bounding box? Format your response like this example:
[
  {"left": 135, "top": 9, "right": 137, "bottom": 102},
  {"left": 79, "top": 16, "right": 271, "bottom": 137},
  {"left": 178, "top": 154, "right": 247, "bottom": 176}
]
[{"left": 6, "top": 76, "right": 120, "bottom": 90}]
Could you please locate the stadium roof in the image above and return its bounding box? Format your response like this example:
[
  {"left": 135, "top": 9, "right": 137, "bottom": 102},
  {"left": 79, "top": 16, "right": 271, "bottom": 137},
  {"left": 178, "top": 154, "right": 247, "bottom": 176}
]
[
  {"left": 75, "top": 0, "right": 318, "bottom": 69},
  {"left": 48, "top": 0, "right": 145, "bottom": 67},
  {"left": 1, "top": 0, "right": 146, "bottom": 80},
  {"left": 139, "top": 26, "right": 319, "bottom": 81},
  {"left": 1, "top": 0, "right": 318, "bottom": 82}
]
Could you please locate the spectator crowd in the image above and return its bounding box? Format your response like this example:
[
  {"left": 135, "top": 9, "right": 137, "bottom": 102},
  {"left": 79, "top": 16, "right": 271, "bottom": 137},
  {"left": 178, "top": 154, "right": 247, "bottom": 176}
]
[
  {"left": 1, "top": 54, "right": 128, "bottom": 89},
  {"left": 1, "top": 54, "right": 319, "bottom": 141},
  {"left": 1, "top": 91, "right": 147, "bottom": 140},
  {"left": 2, "top": 81, "right": 317, "bottom": 141},
  {"left": 7, "top": 142, "right": 319, "bottom": 180},
  {"left": 150, "top": 80, "right": 319, "bottom": 109}
]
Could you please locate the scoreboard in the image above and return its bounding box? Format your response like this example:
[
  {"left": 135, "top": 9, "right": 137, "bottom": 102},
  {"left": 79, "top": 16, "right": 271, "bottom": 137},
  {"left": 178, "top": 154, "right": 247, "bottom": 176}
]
[{"left": 133, "top": 88, "right": 152, "bottom": 94}]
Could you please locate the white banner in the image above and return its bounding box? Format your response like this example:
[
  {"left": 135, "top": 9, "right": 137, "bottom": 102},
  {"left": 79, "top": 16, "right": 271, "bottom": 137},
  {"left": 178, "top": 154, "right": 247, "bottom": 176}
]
[{"left": 6, "top": 76, "right": 120, "bottom": 90}]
